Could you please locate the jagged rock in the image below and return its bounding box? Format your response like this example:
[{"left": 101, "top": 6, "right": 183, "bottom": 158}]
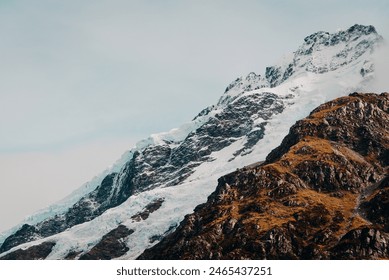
[
  {"left": 331, "top": 227, "right": 389, "bottom": 259},
  {"left": 359, "top": 176, "right": 389, "bottom": 231},
  {"left": 268, "top": 24, "right": 382, "bottom": 86}
]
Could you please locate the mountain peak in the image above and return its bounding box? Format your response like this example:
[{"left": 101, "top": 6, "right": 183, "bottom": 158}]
[
  {"left": 221, "top": 24, "right": 382, "bottom": 105},
  {"left": 303, "top": 24, "right": 378, "bottom": 46},
  {"left": 347, "top": 24, "right": 377, "bottom": 35},
  {"left": 289, "top": 24, "right": 382, "bottom": 78}
]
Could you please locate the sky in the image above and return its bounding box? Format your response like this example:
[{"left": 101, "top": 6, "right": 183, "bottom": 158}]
[{"left": 0, "top": 0, "right": 388, "bottom": 233}]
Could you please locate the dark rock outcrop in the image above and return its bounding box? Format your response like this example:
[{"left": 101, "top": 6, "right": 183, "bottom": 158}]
[
  {"left": 0, "top": 224, "right": 39, "bottom": 254},
  {"left": 0, "top": 242, "right": 56, "bottom": 260},
  {"left": 359, "top": 176, "right": 389, "bottom": 231},
  {"left": 330, "top": 227, "right": 389, "bottom": 259},
  {"left": 138, "top": 92, "right": 389, "bottom": 260},
  {"left": 131, "top": 198, "right": 164, "bottom": 222},
  {"left": 79, "top": 225, "right": 134, "bottom": 260}
]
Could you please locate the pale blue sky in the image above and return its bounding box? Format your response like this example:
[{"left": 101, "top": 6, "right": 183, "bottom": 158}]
[{"left": 0, "top": 0, "right": 388, "bottom": 232}]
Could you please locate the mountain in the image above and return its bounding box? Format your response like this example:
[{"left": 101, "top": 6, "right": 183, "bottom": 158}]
[
  {"left": 139, "top": 92, "right": 389, "bottom": 260},
  {"left": 0, "top": 24, "right": 384, "bottom": 260}
]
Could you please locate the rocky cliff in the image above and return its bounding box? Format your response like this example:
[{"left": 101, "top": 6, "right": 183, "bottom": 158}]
[{"left": 139, "top": 92, "right": 389, "bottom": 260}]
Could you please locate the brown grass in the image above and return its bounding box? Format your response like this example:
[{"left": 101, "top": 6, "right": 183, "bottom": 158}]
[
  {"left": 206, "top": 185, "right": 365, "bottom": 238},
  {"left": 279, "top": 137, "right": 340, "bottom": 169},
  {"left": 310, "top": 103, "right": 345, "bottom": 119}
]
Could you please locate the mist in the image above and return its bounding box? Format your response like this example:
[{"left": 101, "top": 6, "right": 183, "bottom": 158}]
[{"left": 372, "top": 42, "right": 389, "bottom": 93}]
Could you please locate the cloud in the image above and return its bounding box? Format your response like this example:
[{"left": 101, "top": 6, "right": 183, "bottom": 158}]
[{"left": 372, "top": 42, "right": 389, "bottom": 93}]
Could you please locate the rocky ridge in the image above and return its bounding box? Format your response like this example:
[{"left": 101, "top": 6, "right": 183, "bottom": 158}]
[{"left": 139, "top": 92, "right": 389, "bottom": 260}]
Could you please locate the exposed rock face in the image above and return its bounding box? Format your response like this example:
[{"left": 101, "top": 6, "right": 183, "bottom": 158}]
[
  {"left": 138, "top": 93, "right": 389, "bottom": 260},
  {"left": 0, "top": 224, "right": 39, "bottom": 255},
  {"left": 131, "top": 198, "right": 164, "bottom": 222},
  {"left": 79, "top": 225, "right": 134, "bottom": 260},
  {"left": 359, "top": 176, "right": 389, "bottom": 231},
  {"left": 331, "top": 227, "right": 389, "bottom": 259},
  {"left": 0, "top": 242, "right": 56, "bottom": 260}
]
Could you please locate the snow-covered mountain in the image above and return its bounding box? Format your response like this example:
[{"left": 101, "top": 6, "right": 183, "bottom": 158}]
[{"left": 0, "top": 24, "right": 384, "bottom": 260}]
